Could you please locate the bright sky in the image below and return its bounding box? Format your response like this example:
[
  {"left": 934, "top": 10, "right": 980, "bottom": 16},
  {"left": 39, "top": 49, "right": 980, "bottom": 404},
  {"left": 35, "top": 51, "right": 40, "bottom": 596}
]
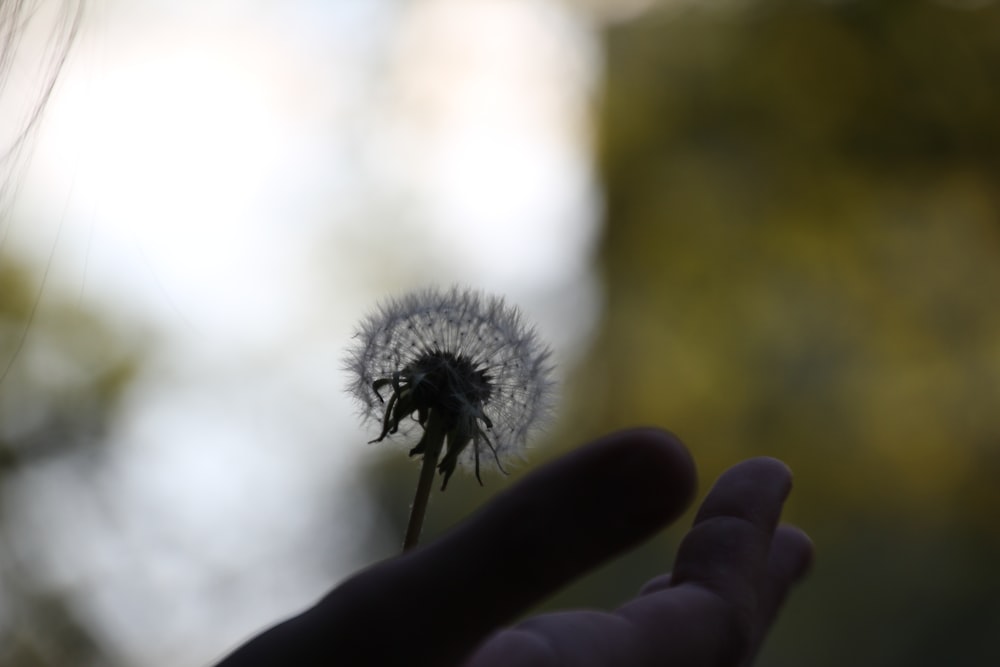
[{"left": 3, "top": 1, "right": 603, "bottom": 664}]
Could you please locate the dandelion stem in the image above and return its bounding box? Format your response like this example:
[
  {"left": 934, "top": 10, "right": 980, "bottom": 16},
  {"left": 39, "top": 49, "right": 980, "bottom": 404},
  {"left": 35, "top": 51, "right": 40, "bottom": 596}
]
[{"left": 403, "top": 409, "right": 448, "bottom": 551}]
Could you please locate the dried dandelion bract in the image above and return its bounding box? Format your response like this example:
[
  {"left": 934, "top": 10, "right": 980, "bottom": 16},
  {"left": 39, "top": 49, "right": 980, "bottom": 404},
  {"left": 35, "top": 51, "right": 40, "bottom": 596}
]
[{"left": 346, "top": 286, "right": 555, "bottom": 489}]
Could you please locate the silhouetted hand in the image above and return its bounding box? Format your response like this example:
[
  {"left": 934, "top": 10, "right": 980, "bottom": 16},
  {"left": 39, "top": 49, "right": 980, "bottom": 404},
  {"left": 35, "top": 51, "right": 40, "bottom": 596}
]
[{"left": 215, "top": 428, "right": 813, "bottom": 667}]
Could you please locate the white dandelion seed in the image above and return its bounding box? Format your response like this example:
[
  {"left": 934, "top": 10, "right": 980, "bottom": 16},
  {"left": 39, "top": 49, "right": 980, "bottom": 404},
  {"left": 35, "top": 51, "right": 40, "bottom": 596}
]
[{"left": 346, "top": 286, "right": 556, "bottom": 493}]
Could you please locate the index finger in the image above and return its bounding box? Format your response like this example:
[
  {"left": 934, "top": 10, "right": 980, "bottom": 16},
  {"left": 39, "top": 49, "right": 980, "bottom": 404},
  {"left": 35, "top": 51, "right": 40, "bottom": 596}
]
[
  {"left": 344, "top": 428, "right": 696, "bottom": 666},
  {"left": 216, "top": 428, "right": 696, "bottom": 667}
]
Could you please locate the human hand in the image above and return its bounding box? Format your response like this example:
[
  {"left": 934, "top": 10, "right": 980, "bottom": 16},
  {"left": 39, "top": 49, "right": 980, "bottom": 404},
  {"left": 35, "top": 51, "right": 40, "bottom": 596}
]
[{"left": 215, "top": 428, "right": 812, "bottom": 667}]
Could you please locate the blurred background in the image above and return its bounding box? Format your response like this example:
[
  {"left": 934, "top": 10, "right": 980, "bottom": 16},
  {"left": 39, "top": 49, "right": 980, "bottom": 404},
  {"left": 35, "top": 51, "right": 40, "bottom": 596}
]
[{"left": 2, "top": 0, "right": 999, "bottom": 665}]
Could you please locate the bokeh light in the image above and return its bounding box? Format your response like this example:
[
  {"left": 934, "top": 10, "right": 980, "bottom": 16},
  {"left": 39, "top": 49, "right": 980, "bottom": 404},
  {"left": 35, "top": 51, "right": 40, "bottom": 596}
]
[{"left": 2, "top": 1, "right": 600, "bottom": 664}]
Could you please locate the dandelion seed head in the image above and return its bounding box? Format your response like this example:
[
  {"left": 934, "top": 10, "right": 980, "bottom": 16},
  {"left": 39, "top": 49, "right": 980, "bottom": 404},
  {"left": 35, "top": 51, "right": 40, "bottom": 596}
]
[{"left": 346, "top": 286, "right": 556, "bottom": 482}]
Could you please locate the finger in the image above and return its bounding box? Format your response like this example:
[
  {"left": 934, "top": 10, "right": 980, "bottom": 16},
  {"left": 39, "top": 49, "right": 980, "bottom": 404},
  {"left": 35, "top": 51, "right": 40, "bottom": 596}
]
[
  {"left": 637, "top": 573, "right": 671, "bottom": 596},
  {"left": 636, "top": 526, "right": 811, "bottom": 624},
  {"left": 746, "top": 524, "right": 814, "bottom": 661},
  {"left": 463, "top": 627, "right": 557, "bottom": 667},
  {"left": 761, "top": 524, "right": 814, "bottom": 615},
  {"left": 219, "top": 428, "right": 697, "bottom": 667},
  {"left": 377, "top": 427, "right": 697, "bottom": 665},
  {"left": 637, "top": 463, "right": 800, "bottom": 601},
  {"left": 671, "top": 457, "right": 792, "bottom": 607},
  {"left": 467, "top": 609, "right": 635, "bottom": 667},
  {"left": 611, "top": 458, "right": 794, "bottom": 666}
]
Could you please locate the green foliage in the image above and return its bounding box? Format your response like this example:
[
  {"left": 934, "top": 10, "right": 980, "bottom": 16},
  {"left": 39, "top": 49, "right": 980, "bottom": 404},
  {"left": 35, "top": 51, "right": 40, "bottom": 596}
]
[
  {"left": 0, "top": 258, "right": 138, "bottom": 666},
  {"left": 0, "top": 260, "right": 138, "bottom": 468},
  {"left": 577, "top": 0, "right": 1000, "bottom": 664}
]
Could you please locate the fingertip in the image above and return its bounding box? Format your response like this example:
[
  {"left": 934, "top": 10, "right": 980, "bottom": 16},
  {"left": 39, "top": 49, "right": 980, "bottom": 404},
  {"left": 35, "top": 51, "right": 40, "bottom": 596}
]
[
  {"left": 694, "top": 456, "right": 793, "bottom": 526},
  {"left": 606, "top": 427, "right": 697, "bottom": 522},
  {"left": 637, "top": 573, "right": 672, "bottom": 596},
  {"left": 739, "top": 456, "right": 794, "bottom": 490},
  {"left": 771, "top": 524, "right": 814, "bottom": 582}
]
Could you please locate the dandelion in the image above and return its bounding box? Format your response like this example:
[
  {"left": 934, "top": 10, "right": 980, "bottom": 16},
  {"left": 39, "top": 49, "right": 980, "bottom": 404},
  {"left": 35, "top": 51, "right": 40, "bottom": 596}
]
[{"left": 346, "top": 286, "right": 555, "bottom": 550}]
